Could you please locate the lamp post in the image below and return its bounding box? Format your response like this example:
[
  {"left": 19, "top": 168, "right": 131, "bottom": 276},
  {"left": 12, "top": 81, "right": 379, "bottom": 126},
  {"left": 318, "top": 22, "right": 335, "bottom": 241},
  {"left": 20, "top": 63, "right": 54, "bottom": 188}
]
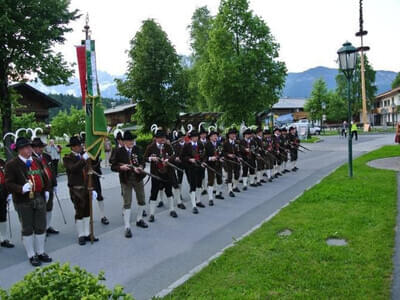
[
  {"left": 392, "top": 103, "right": 396, "bottom": 128},
  {"left": 321, "top": 101, "right": 326, "bottom": 134},
  {"left": 337, "top": 41, "right": 357, "bottom": 178}
]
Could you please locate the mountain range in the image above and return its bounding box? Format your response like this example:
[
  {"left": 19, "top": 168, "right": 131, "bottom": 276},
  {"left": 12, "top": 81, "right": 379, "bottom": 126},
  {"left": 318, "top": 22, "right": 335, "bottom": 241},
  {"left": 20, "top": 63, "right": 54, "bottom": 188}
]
[{"left": 30, "top": 66, "right": 397, "bottom": 100}]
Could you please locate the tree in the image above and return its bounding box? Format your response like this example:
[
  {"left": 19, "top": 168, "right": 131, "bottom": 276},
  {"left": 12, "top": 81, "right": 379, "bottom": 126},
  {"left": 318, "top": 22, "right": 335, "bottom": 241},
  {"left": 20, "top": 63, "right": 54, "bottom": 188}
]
[
  {"left": 392, "top": 72, "right": 400, "bottom": 89},
  {"left": 186, "top": 6, "right": 214, "bottom": 111},
  {"left": 198, "top": 0, "right": 286, "bottom": 125},
  {"left": 304, "top": 78, "right": 329, "bottom": 124},
  {"left": 51, "top": 107, "right": 85, "bottom": 137},
  {"left": 336, "top": 54, "right": 377, "bottom": 119},
  {"left": 0, "top": 0, "right": 79, "bottom": 152},
  {"left": 325, "top": 91, "right": 347, "bottom": 122},
  {"left": 116, "top": 19, "right": 187, "bottom": 131}
]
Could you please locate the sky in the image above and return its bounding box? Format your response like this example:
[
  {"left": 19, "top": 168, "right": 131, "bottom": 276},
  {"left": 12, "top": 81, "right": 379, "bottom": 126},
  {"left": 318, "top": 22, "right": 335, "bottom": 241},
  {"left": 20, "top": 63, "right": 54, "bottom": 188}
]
[{"left": 57, "top": 0, "right": 400, "bottom": 76}]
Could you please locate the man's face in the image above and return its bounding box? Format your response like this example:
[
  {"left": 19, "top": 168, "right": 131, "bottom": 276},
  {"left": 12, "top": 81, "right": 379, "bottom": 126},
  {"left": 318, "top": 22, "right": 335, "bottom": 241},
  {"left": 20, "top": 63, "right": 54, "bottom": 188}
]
[
  {"left": 71, "top": 145, "right": 83, "bottom": 153},
  {"left": 191, "top": 136, "right": 199, "bottom": 143},
  {"left": 155, "top": 137, "right": 165, "bottom": 145},
  {"left": 244, "top": 134, "right": 251, "bottom": 140},
  {"left": 124, "top": 140, "right": 134, "bottom": 149},
  {"left": 117, "top": 139, "right": 124, "bottom": 146},
  {"left": 49, "top": 139, "right": 55, "bottom": 146},
  {"left": 18, "top": 145, "right": 32, "bottom": 158},
  {"left": 210, "top": 134, "right": 217, "bottom": 142},
  {"left": 200, "top": 133, "right": 206, "bottom": 140},
  {"left": 33, "top": 146, "right": 43, "bottom": 155},
  {"left": 228, "top": 133, "right": 236, "bottom": 140}
]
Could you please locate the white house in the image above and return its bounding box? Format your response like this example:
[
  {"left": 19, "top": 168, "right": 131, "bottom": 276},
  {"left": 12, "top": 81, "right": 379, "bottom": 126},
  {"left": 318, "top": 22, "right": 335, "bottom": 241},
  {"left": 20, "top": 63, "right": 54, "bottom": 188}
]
[{"left": 373, "top": 86, "right": 400, "bottom": 126}]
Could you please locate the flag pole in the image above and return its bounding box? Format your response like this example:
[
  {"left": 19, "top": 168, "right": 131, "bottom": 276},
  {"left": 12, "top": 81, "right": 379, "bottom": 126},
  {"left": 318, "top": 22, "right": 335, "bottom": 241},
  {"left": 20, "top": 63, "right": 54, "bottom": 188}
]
[{"left": 83, "top": 14, "right": 94, "bottom": 244}]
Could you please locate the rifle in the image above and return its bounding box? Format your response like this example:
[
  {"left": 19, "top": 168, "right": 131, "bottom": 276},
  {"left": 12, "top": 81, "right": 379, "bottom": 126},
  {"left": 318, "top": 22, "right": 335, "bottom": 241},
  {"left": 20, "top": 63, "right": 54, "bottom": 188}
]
[
  {"left": 201, "top": 162, "right": 223, "bottom": 177},
  {"left": 164, "top": 160, "right": 184, "bottom": 173},
  {"left": 299, "top": 144, "right": 311, "bottom": 151},
  {"left": 237, "top": 156, "right": 256, "bottom": 170},
  {"left": 7, "top": 201, "right": 11, "bottom": 239},
  {"left": 127, "top": 165, "right": 167, "bottom": 182},
  {"left": 54, "top": 191, "right": 67, "bottom": 225},
  {"left": 223, "top": 158, "right": 242, "bottom": 166}
]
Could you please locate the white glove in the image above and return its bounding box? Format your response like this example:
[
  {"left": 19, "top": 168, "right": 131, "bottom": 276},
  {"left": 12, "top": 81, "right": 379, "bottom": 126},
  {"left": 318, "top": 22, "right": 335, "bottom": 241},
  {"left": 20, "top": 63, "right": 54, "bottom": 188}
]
[
  {"left": 45, "top": 191, "right": 50, "bottom": 202},
  {"left": 82, "top": 152, "right": 90, "bottom": 160},
  {"left": 149, "top": 156, "right": 158, "bottom": 162},
  {"left": 92, "top": 190, "right": 98, "bottom": 200},
  {"left": 22, "top": 182, "right": 32, "bottom": 194},
  {"left": 6, "top": 194, "right": 12, "bottom": 203}
]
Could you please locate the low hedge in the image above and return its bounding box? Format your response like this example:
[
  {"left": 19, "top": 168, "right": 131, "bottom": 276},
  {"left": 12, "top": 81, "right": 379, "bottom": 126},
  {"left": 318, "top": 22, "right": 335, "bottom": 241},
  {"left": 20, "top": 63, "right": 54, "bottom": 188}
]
[{"left": 0, "top": 263, "right": 133, "bottom": 299}]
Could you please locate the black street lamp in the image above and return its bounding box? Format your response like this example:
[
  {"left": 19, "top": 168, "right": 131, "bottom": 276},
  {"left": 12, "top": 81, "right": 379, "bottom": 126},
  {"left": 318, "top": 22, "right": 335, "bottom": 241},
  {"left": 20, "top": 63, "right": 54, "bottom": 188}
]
[{"left": 337, "top": 41, "right": 357, "bottom": 177}]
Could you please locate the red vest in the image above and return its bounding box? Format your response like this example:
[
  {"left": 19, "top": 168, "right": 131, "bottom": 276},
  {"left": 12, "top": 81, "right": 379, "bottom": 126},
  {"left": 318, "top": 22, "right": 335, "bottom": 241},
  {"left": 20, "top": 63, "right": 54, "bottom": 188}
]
[{"left": 27, "top": 160, "right": 44, "bottom": 192}]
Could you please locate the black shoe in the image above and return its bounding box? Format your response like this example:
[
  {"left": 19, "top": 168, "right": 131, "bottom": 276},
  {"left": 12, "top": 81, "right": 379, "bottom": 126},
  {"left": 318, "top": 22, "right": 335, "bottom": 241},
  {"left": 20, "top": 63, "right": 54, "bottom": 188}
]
[
  {"left": 101, "top": 217, "right": 109, "bottom": 225},
  {"left": 78, "top": 236, "right": 86, "bottom": 246},
  {"left": 260, "top": 179, "right": 266, "bottom": 183},
  {"left": 209, "top": 200, "right": 214, "bottom": 206},
  {"left": 239, "top": 179, "right": 243, "bottom": 183},
  {"left": 274, "top": 174, "right": 279, "bottom": 179},
  {"left": 243, "top": 186, "right": 248, "bottom": 191},
  {"left": 268, "top": 178, "right": 273, "bottom": 182},
  {"left": 201, "top": 190, "right": 207, "bottom": 195},
  {"left": 229, "top": 191, "right": 235, "bottom": 197},
  {"left": 291, "top": 168, "right": 297, "bottom": 172},
  {"left": 157, "top": 201, "right": 164, "bottom": 208},
  {"left": 233, "top": 187, "right": 240, "bottom": 193},
  {"left": 257, "top": 182, "right": 262, "bottom": 186},
  {"left": 277, "top": 172, "right": 282, "bottom": 176},
  {"left": 213, "top": 190, "right": 216, "bottom": 194},
  {"left": 125, "top": 228, "right": 132, "bottom": 238},
  {"left": 149, "top": 215, "right": 155, "bottom": 222},
  {"left": 0, "top": 240, "right": 14, "bottom": 248},
  {"left": 142, "top": 210, "right": 147, "bottom": 217},
  {"left": 177, "top": 203, "right": 186, "bottom": 209},
  {"left": 136, "top": 219, "right": 148, "bottom": 228},
  {"left": 263, "top": 173, "right": 268, "bottom": 177},
  {"left": 46, "top": 227, "right": 59, "bottom": 234},
  {"left": 192, "top": 207, "right": 199, "bottom": 214},
  {"left": 216, "top": 194, "right": 224, "bottom": 200},
  {"left": 29, "top": 255, "right": 41, "bottom": 267},
  {"left": 197, "top": 202, "right": 205, "bottom": 208},
  {"left": 38, "top": 253, "right": 52, "bottom": 263},
  {"left": 285, "top": 169, "right": 291, "bottom": 173},
  {"left": 294, "top": 167, "right": 298, "bottom": 171},
  {"left": 85, "top": 235, "right": 99, "bottom": 242},
  {"left": 250, "top": 183, "right": 258, "bottom": 187},
  {"left": 170, "top": 211, "right": 178, "bottom": 218}
]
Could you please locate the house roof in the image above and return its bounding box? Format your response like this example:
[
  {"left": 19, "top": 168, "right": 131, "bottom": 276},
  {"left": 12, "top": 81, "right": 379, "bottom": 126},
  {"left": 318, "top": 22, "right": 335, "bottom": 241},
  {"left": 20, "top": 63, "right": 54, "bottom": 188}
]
[
  {"left": 376, "top": 86, "right": 400, "bottom": 100},
  {"left": 272, "top": 98, "right": 307, "bottom": 109},
  {"left": 104, "top": 103, "right": 136, "bottom": 115},
  {"left": 10, "top": 82, "right": 60, "bottom": 108}
]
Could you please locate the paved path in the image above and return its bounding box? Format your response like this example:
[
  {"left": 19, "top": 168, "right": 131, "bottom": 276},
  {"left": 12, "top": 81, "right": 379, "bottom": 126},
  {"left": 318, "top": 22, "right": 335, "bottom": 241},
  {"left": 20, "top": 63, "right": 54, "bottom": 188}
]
[
  {"left": 0, "top": 134, "right": 394, "bottom": 299},
  {"left": 367, "top": 156, "right": 400, "bottom": 171}
]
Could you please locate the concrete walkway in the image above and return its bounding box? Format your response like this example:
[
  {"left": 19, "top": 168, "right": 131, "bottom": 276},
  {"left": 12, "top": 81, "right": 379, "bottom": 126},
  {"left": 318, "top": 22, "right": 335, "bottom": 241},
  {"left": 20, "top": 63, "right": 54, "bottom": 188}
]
[
  {"left": 367, "top": 156, "right": 400, "bottom": 171},
  {"left": 0, "top": 134, "right": 394, "bottom": 299}
]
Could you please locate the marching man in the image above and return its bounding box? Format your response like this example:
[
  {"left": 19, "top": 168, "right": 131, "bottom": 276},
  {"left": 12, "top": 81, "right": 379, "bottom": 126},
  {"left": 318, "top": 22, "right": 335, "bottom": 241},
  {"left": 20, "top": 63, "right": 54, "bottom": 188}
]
[
  {"left": 0, "top": 157, "right": 13, "bottom": 249},
  {"left": 63, "top": 136, "right": 99, "bottom": 245},
  {"left": 5, "top": 137, "right": 52, "bottom": 266},
  {"left": 111, "top": 131, "right": 148, "bottom": 238}
]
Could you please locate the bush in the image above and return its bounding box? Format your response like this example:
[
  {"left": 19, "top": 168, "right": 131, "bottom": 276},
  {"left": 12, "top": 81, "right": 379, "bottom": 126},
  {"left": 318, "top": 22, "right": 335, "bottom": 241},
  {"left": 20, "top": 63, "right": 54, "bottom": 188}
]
[
  {"left": 0, "top": 263, "right": 133, "bottom": 300},
  {"left": 135, "top": 133, "right": 153, "bottom": 151}
]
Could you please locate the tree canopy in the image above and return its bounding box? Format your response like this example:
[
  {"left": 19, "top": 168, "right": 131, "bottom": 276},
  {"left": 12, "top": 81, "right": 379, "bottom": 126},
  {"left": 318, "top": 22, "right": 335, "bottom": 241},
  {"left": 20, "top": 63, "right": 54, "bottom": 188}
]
[
  {"left": 0, "top": 0, "right": 79, "bottom": 151},
  {"left": 198, "top": 0, "right": 286, "bottom": 125},
  {"left": 392, "top": 72, "right": 400, "bottom": 90}
]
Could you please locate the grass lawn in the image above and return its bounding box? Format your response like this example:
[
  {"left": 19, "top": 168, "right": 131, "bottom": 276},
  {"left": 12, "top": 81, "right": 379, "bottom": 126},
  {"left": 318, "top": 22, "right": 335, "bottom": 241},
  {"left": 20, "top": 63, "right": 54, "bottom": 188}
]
[
  {"left": 302, "top": 136, "right": 321, "bottom": 143},
  {"left": 163, "top": 145, "right": 399, "bottom": 299}
]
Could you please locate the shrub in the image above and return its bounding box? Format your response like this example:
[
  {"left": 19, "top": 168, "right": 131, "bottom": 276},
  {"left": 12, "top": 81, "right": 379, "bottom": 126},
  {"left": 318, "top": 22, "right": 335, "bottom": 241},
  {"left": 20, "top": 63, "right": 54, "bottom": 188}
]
[{"left": 0, "top": 263, "right": 133, "bottom": 299}]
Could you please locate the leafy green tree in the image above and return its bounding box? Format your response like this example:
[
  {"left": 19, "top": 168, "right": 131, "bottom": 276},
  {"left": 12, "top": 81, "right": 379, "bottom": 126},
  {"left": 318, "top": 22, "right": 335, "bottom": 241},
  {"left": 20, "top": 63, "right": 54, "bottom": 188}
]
[
  {"left": 304, "top": 78, "right": 329, "bottom": 124},
  {"left": 51, "top": 107, "right": 85, "bottom": 137},
  {"left": 325, "top": 91, "right": 347, "bottom": 122},
  {"left": 116, "top": 19, "right": 187, "bottom": 131},
  {"left": 12, "top": 113, "right": 45, "bottom": 133},
  {"left": 0, "top": 0, "right": 79, "bottom": 152},
  {"left": 336, "top": 54, "right": 377, "bottom": 119},
  {"left": 392, "top": 72, "right": 400, "bottom": 89},
  {"left": 199, "top": 0, "right": 286, "bottom": 125}
]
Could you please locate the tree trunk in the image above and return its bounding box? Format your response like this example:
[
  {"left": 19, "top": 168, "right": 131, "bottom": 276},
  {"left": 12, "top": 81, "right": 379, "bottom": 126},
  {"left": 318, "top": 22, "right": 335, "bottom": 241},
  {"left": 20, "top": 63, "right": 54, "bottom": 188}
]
[{"left": 0, "top": 71, "right": 13, "bottom": 160}]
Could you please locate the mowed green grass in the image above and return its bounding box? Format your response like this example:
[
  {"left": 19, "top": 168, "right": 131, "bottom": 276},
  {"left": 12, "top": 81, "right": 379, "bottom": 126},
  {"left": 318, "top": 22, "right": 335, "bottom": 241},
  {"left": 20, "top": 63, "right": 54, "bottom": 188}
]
[{"left": 163, "top": 146, "right": 400, "bottom": 299}]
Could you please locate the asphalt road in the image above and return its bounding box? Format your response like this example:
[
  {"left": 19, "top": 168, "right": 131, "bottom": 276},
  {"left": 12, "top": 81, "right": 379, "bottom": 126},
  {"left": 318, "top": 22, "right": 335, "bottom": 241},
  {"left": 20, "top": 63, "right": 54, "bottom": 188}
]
[{"left": 0, "top": 134, "right": 394, "bottom": 299}]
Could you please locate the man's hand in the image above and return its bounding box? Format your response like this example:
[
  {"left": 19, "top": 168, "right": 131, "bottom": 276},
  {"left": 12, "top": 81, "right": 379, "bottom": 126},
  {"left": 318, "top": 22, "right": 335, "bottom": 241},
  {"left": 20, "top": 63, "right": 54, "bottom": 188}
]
[
  {"left": 120, "top": 164, "right": 131, "bottom": 171},
  {"left": 134, "top": 167, "right": 142, "bottom": 174},
  {"left": 82, "top": 152, "right": 90, "bottom": 160},
  {"left": 150, "top": 156, "right": 159, "bottom": 162},
  {"left": 22, "top": 183, "right": 32, "bottom": 194},
  {"left": 228, "top": 153, "right": 235, "bottom": 158},
  {"left": 45, "top": 191, "right": 50, "bottom": 202},
  {"left": 189, "top": 158, "right": 196, "bottom": 164},
  {"left": 175, "top": 157, "right": 181, "bottom": 162},
  {"left": 209, "top": 156, "right": 217, "bottom": 161}
]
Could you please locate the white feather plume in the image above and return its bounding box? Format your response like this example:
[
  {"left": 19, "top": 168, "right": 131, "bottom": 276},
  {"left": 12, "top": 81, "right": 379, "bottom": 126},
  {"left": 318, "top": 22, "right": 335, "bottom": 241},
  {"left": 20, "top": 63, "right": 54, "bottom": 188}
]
[
  {"left": 187, "top": 124, "right": 193, "bottom": 133},
  {"left": 3, "top": 132, "right": 17, "bottom": 142}
]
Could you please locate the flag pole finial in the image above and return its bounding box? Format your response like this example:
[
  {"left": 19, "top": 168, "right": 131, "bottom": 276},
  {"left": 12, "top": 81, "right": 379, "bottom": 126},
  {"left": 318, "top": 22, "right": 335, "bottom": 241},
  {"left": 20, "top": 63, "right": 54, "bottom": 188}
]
[{"left": 83, "top": 13, "right": 91, "bottom": 40}]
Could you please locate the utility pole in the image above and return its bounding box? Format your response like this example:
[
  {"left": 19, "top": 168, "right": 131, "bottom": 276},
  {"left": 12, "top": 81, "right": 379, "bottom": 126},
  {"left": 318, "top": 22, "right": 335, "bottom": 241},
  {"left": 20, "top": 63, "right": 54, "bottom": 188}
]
[{"left": 356, "top": 0, "right": 370, "bottom": 132}]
